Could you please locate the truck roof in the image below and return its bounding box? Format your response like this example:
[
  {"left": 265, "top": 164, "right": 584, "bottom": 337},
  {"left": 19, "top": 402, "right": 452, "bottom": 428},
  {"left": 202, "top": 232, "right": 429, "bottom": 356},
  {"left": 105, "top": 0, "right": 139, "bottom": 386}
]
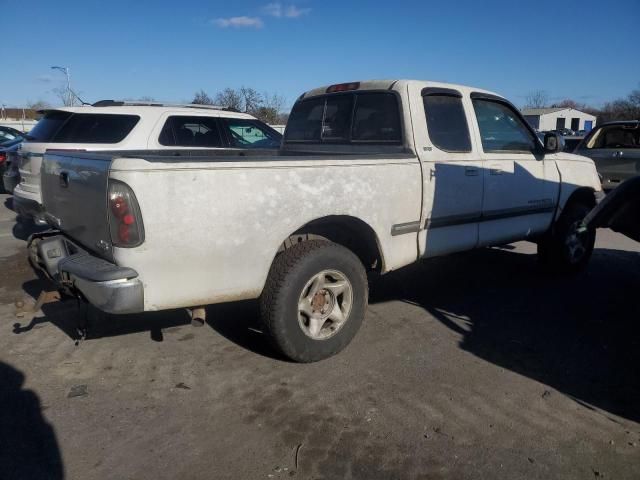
[{"left": 299, "top": 79, "right": 501, "bottom": 100}]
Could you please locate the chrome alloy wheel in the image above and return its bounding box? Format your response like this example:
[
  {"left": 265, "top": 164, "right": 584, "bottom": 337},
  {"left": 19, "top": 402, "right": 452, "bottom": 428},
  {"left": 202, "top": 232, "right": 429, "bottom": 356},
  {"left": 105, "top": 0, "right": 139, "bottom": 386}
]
[{"left": 297, "top": 269, "right": 353, "bottom": 340}]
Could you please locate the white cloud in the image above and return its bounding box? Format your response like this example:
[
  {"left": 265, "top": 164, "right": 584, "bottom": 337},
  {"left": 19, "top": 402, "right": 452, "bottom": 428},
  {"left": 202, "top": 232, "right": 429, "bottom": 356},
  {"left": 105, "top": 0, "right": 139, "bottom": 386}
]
[
  {"left": 263, "top": 2, "right": 283, "bottom": 17},
  {"left": 263, "top": 3, "right": 310, "bottom": 18},
  {"left": 284, "top": 5, "right": 310, "bottom": 17},
  {"left": 213, "top": 16, "right": 263, "bottom": 28}
]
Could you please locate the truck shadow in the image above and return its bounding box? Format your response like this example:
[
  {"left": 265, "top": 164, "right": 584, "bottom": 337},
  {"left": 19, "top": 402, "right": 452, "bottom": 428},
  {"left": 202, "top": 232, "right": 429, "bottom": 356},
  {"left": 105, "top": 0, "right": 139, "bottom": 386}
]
[
  {"left": 369, "top": 244, "right": 640, "bottom": 423},
  {"left": 0, "top": 361, "right": 64, "bottom": 480}
]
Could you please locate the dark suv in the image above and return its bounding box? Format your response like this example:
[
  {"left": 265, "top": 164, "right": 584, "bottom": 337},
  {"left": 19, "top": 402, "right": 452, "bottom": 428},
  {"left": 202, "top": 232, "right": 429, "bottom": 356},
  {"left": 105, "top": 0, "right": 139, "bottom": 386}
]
[{"left": 575, "top": 121, "right": 639, "bottom": 190}]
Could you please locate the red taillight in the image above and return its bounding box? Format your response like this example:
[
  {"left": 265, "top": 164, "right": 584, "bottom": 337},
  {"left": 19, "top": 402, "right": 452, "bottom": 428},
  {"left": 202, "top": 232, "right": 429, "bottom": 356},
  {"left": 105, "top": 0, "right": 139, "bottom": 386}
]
[
  {"left": 326, "top": 82, "right": 360, "bottom": 93},
  {"left": 111, "top": 195, "right": 128, "bottom": 218},
  {"left": 0, "top": 153, "right": 6, "bottom": 163},
  {"left": 108, "top": 180, "right": 144, "bottom": 247}
]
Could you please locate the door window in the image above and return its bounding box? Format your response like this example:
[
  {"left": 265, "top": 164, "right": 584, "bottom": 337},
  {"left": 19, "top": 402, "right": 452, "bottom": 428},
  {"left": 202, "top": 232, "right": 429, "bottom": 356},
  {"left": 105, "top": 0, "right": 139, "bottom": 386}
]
[
  {"left": 159, "top": 116, "right": 223, "bottom": 147},
  {"left": 222, "top": 119, "right": 282, "bottom": 149},
  {"left": 423, "top": 94, "right": 471, "bottom": 152},
  {"left": 472, "top": 99, "right": 536, "bottom": 153}
]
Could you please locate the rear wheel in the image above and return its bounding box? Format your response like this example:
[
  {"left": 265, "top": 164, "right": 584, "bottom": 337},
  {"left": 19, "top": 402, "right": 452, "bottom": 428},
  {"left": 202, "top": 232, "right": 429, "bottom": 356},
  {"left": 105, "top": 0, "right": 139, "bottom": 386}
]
[
  {"left": 260, "top": 240, "right": 367, "bottom": 362},
  {"left": 538, "top": 201, "right": 595, "bottom": 273}
]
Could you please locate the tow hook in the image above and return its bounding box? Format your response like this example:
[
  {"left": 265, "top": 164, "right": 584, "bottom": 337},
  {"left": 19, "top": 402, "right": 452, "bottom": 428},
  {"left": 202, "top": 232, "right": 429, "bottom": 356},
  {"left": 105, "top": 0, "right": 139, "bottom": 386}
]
[
  {"left": 188, "top": 306, "right": 206, "bottom": 327},
  {"left": 15, "top": 290, "right": 61, "bottom": 320}
]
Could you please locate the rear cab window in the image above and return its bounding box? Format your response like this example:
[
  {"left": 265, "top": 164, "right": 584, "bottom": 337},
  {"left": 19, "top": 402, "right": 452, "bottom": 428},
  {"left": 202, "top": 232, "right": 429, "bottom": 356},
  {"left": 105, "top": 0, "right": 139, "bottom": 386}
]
[
  {"left": 52, "top": 113, "right": 140, "bottom": 143},
  {"left": 285, "top": 91, "right": 402, "bottom": 145}
]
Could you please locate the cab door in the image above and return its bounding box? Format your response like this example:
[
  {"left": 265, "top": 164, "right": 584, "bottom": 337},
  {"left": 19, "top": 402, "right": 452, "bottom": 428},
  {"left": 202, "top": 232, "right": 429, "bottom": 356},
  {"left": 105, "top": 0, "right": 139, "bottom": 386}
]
[
  {"left": 411, "top": 85, "right": 483, "bottom": 258},
  {"left": 469, "top": 94, "right": 559, "bottom": 247}
]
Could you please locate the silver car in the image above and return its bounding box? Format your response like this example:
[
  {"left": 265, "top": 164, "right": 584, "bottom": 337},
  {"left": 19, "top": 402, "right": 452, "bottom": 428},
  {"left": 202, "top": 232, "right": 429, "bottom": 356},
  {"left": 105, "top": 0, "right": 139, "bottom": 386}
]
[{"left": 575, "top": 121, "right": 640, "bottom": 190}]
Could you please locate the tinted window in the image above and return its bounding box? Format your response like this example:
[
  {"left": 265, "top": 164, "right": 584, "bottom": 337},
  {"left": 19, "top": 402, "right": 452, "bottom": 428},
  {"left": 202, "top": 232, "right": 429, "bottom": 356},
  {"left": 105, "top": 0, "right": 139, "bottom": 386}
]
[
  {"left": 322, "top": 95, "right": 354, "bottom": 141},
  {"left": 27, "top": 111, "right": 72, "bottom": 142},
  {"left": 585, "top": 125, "right": 640, "bottom": 149},
  {"left": 352, "top": 93, "right": 401, "bottom": 142},
  {"left": 53, "top": 114, "right": 139, "bottom": 143},
  {"left": 159, "top": 116, "right": 223, "bottom": 147},
  {"left": 286, "top": 92, "right": 401, "bottom": 144},
  {"left": 423, "top": 95, "right": 471, "bottom": 152},
  {"left": 223, "top": 119, "right": 282, "bottom": 149},
  {"left": 472, "top": 99, "right": 536, "bottom": 153},
  {"left": 286, "top": 97, "right": 324, "bottom": 142}
]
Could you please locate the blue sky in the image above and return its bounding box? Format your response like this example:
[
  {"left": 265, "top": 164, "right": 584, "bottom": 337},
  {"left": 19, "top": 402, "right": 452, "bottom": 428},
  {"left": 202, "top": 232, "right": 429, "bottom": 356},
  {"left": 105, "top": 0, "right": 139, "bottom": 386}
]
[{"left": 3, "top": 0, "right": 639, "bottom": 110}]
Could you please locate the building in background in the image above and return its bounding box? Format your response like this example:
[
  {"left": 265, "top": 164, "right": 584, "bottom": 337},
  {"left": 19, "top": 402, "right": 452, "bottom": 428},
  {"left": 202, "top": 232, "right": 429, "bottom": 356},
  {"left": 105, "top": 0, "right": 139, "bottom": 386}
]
[{"left": 522, "top": 107, "right": 596, "bottom": 133}]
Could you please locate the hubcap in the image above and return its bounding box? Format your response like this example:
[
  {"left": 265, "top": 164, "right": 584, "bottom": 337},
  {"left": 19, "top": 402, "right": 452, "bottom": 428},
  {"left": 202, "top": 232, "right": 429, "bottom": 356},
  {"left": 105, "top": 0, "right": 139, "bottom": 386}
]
[
  {"left": 565, "top": 220, "right": 588, "bottom": 264},
  {"left": 298, "top": 269, "right": 353, "bottom": 340}
]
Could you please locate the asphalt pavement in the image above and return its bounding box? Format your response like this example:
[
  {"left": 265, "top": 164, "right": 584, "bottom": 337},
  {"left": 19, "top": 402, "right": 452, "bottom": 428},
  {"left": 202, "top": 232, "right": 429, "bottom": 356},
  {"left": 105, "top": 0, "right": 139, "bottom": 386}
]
[{"left": 0, "top": 192, "right": 638, "bottom": 480}]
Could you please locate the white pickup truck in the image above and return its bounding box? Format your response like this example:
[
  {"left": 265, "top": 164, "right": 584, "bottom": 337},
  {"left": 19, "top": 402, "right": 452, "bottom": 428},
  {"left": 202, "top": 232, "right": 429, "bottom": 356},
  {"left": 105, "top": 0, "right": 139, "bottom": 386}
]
[{"left": 31, "top": 80, "right": 602, "bottom": 362}]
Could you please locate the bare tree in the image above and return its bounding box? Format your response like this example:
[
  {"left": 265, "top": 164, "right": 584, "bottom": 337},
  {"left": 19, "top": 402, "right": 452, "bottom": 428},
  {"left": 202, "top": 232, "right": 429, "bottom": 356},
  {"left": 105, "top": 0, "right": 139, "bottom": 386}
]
[
  {"left": 240, "top": 86, "right": 262, "bottom": 113},
  {"left": 215, "top": 88, "right": 243, "bottom": 111},
  {"left": 26, "top": 99, "right": 51, "bottom": 110},
  {"left": 192, "top": 90, "right": 214, "bottom": 105},
  {"left": 52, "top": 86, "right": 76, "bottom": 106},
  {"left": 524, "top": 90, "right": 549, "bottom": 109}
]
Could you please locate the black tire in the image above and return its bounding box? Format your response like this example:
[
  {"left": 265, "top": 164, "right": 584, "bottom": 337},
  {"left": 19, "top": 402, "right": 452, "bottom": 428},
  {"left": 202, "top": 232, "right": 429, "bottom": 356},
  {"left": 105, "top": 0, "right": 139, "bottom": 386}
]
[
  {"left": 538, "top": 201, "right": 595, "bottom": 273},
  {"left": 259, "top": 240, "right": 368, "bottom": 362}
]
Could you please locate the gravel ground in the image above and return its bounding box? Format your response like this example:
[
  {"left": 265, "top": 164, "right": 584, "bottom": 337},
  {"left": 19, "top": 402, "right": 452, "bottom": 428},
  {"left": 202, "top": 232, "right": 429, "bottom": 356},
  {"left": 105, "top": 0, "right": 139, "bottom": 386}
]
[{"left": 0, "top": 192, "right": 638, "bottom": 480}]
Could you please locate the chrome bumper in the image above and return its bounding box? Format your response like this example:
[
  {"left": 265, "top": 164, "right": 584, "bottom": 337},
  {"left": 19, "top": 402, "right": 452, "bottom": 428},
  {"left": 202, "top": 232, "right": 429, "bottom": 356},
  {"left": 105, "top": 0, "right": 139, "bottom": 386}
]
[{"left": 29, "top": 233, "right": 144, "bottom": 314}]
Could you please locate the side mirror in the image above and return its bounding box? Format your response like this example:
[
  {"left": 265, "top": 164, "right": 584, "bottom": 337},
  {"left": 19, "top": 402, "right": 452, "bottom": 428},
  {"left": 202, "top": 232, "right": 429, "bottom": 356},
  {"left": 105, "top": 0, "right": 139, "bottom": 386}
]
[{"left": 544, "top": 132, "right": 565, "bottom": 153}]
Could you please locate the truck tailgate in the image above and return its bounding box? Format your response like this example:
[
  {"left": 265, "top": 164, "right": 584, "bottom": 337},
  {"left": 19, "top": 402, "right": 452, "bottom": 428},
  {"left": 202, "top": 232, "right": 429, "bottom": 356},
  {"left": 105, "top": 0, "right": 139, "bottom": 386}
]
[{"left": 41, "top": 152, "right": 114, "bottom": 260}]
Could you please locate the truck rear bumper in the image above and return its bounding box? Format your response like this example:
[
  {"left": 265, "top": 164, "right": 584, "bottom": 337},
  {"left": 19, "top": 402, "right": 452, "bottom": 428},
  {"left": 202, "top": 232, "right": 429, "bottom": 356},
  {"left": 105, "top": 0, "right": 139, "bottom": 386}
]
[
  {"left": 30, "top": 233, "right": 144, "bottom": 314},
  {"left": 13, "top": 187, "right": 46, "bottom": 224}
]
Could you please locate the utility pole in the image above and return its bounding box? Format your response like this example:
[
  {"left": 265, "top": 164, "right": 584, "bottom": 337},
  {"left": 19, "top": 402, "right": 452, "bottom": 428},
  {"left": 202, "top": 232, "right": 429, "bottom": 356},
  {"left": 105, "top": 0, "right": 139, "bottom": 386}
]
[{"left": 51, "top": 66, "right": 72, "bottom": 106}]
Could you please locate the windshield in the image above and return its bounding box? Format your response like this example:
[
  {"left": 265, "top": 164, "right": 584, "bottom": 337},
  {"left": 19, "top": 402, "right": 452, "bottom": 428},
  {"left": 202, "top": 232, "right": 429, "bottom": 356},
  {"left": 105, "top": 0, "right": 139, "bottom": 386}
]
[{"left": 0, "top": 128, "right": 22, "bottom": 145}]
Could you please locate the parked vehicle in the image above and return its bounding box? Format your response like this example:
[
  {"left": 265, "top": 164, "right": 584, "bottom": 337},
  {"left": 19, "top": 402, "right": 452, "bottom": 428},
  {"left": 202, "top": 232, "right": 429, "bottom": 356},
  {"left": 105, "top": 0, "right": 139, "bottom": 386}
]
[
  {"left": 584, "top": 175, "right": 640, "bottom": 242},
  {"left": 562, "top": 135, "right": 584, "bottom": 153},
  {"left": 13, "top": 101, "right": 282, "bottom": 223},
  {"left": 0, "top": 125, "right": 24, "bottom": 141},
  {"left": 30, "top": 80, "right": 602, "bottom": 362},
  {"left": 0, "top": 128, "right": 24, "bottom": 192},
  {"left": 574, "top": 120, "right": 639, "bottom": 190}
]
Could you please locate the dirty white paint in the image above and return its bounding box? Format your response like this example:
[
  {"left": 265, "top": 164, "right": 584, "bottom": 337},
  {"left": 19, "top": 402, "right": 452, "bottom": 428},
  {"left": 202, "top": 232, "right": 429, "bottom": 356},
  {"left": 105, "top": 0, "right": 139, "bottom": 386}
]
[{"left": 110, "top": 157, "right": 422, "bottom": 310}]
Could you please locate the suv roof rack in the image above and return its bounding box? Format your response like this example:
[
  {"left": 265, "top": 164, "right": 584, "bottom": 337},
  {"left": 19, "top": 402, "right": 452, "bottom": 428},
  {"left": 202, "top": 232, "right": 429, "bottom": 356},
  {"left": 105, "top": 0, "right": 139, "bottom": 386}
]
[{"left": 91, "top": 100, "right": 237, "bottom": 111}]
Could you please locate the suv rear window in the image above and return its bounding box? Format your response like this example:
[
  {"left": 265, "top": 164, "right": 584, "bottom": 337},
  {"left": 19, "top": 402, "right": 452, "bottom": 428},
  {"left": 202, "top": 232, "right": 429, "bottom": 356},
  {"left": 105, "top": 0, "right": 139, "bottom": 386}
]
[
  {"left": 52, "top": 114, "right": 140, "bottom": 143},
  {"left": 286, "top": 92, "right": 402, "bottom": 144},
  {"left": 27, "top": 111, "right": 73, "bottom": 142}
]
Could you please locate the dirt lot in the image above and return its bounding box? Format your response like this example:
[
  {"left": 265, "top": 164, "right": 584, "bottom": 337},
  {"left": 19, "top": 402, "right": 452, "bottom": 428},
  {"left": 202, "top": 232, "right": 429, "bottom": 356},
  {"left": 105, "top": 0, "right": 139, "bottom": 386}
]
[{"left": 1, "top": 192, "right": 639, "bottom": 480}]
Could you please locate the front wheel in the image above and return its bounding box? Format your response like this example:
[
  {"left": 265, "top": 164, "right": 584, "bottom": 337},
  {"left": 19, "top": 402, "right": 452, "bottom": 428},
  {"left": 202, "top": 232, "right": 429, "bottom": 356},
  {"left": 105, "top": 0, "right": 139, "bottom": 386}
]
[
  {"left": 538, "top": 202, "right": 595, "bottom": 273},
  {"left": 260, "top": 240, "right": 368, "bottom": 362}
]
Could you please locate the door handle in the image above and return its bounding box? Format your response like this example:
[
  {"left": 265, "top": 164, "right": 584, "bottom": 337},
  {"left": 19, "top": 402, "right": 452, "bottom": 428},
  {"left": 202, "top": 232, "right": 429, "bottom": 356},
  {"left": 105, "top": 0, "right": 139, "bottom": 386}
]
[
  {"left": 59, "top": 171, "right": 69, "bottom": 188},
  {"left": 464, "top": 167, "right": 479, "bottom": 176}
]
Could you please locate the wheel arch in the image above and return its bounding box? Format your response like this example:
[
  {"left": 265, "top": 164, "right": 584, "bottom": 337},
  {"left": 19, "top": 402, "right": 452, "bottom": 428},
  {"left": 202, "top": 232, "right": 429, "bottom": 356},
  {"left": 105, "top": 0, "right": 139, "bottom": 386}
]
[
  {"left": 557, "top": 186, "right": 597, "bottom": 220},
  {"left": 275, "top": 215, "right": 386, "bottom": 273}
]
